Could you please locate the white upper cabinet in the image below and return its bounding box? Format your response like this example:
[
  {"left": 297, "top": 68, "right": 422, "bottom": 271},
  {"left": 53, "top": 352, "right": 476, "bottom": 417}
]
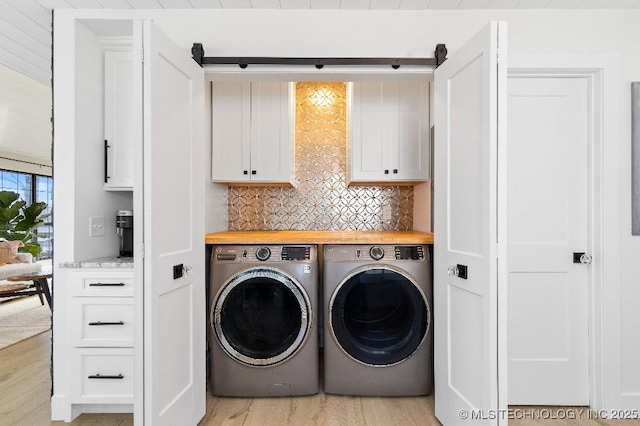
[
  {"left": 212, "top": 81, "right": 295, "bottom": 185},
  {"left": 103, "top": 47, "right": 134, "bottom": 191},
  {"left": 348, "top": 81, "right": 430, "bottom": 185}
]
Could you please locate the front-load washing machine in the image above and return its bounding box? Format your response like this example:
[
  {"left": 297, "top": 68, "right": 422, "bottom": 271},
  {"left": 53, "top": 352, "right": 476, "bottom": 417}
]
[
  {"left": 209, "top": 245, "right": 319, "bottom": 397},
  {"left": 323, "top": 244, "right": 432, "bottom": 396}
]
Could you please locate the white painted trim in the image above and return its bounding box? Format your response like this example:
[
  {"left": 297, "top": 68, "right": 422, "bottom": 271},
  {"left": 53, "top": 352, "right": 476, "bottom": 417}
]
[
  {"left": 508, "top": 53, "right": 621, "bottom": 412},
  {"left": 99, "top": 36, "right": 134, "bottom": 50},
  {"left": 131, "top": 19, "right": 145, "bottom": 426},
  {"left": 203, "top": 66, "right": 435, "bottom": 82},
  {"left": 51, "top": 11, "right": 77, "bottom": 423}
]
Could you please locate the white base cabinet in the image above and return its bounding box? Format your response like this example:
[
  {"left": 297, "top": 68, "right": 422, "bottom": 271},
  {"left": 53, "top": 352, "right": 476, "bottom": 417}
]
[
  {"left": 348, "top": 81, "right": 430, "bottom": 184},
  {"left": 212, "top": 81, "right": 295, "bottom": 185},
  {"left": 52, "top": 267, "right": 134, "bottom": 422}
]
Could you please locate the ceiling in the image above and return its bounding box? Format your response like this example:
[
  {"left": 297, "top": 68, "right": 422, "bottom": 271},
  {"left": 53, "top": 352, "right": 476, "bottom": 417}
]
[{"left": 1, "top": 0, "right": 640, "bottom": 86}]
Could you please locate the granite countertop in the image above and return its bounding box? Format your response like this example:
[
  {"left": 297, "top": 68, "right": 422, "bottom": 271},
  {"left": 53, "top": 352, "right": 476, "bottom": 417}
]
[{"left": 59, "top": 256, "right": 134, "bottom": 268}]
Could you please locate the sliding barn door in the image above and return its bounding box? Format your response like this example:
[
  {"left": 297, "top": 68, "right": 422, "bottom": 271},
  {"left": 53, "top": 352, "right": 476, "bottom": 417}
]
[{"left": 434, "top": 21, "right": 508, "bottom": 425}]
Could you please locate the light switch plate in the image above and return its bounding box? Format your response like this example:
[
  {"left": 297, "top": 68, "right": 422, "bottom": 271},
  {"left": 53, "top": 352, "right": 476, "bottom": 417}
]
[
  {"left": 90, "top": 216, "right": 105, "bottom": 237},
  {"left": 382, "top": 205, "right": 392, "bottom": 221}
]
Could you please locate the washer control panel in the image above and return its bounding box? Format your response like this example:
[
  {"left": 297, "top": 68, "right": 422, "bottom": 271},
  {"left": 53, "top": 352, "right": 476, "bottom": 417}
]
[{"left": 213, "top": 245, "right": 316, "bottom": 263}]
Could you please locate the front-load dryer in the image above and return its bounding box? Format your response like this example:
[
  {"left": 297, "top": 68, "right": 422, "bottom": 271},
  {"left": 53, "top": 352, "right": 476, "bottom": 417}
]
[
  {"left": 323, "top": 244, "right": 432, "bottom": 396},
  {"left": 209, "top": 245, "right": 319, "bottom": 397}
]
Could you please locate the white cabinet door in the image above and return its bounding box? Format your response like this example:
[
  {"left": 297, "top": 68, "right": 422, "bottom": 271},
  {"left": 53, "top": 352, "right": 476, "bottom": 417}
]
[
  {"left": 104, "top": 49, "right": 134, "bottom": 191},
  {"left": 350, "top": 82, "right": 389, "bottom": 181},
  {"left": 349, "top": 81, "right": 429, "bottom": 184},
  {"left": 434, "top": 21, "right": 508, "bottom": 426},
  {"left": 137, "top": 20, "right": 205, "bottom": 426},
  {"left": 211, "top": 81, "right": 251, "bottom": 182},
  {"left": 212, "top": 81, "right": 294, "bottom": 184},
  {"left": 394, "top": 81, "right": 430, "bottom": 181},
  {"left": 250, "top": 82, "right": 294, "bottom": 183}
]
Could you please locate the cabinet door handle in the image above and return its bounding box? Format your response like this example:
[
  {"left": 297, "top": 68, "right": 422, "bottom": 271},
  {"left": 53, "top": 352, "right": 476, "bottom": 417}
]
[
  {"left": 251, "top": 170, "right": 257, "bottom": 175},
  {"left": 88, "top": 321, "right": 125, "bottom": 326},
  {"left": 104, "top": 140, "right": 111, "bottom": 183},
  {"left": 88, "top": 374, "right": 124, "bottom": 380},
  {"left": 393, "top": 169, "right": 398, "bottom": 174},
  {"left": 89, "top": 282, "right": 126, "bottom": 287},
  {"left": 243, "top": 170, "right": 248, "bottom": 175},
  {"left": 384, "top": 170, "right": 389, "bottom": 174}
]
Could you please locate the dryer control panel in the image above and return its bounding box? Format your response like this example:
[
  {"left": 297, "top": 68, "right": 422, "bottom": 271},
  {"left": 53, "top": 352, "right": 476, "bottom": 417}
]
[{"left": 324, "top": 245, "right": 428, "bottom": 262}]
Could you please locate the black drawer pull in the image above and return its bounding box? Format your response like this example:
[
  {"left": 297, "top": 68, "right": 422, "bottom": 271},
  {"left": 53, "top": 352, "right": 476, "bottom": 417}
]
[
  {"left": 88, "top": 321, "right": 124, "bottom": 326},
  {"left": 88, "top": 374, "right": 124, "bottom": 379},
  {"left": 89, "top": 282, "right": 125, "bottom": 287}
]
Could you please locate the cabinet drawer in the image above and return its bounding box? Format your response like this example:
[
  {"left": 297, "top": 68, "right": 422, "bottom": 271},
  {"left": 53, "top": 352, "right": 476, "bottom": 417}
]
[
  {"left": 70, "top": 298, "right": 134, "bottom": 347},
  {"left": 68, "top": 271, "right": 134, "bottom": 297},
  {"left": 71, "top": 349, "right": 134, "bottom": 403}
]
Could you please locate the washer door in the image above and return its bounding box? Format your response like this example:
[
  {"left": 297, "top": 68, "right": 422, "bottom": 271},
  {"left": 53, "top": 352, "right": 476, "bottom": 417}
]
[
  {"left": 330, "top": 266, "right": 429, "bottom": 366},
  {"left": 213, "top": 267, "right": 311, "bottom": 367}
]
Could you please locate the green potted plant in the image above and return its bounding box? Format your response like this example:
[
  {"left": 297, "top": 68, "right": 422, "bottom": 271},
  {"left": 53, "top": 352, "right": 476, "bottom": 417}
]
[{"left": 0, "top": 190, "right": 50, "bottom": 257}]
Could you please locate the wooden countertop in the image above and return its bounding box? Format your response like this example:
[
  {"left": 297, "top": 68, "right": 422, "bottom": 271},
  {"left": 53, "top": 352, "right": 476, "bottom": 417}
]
[{"left": 205, "top": 230, "right": 434, "bottom": 245}]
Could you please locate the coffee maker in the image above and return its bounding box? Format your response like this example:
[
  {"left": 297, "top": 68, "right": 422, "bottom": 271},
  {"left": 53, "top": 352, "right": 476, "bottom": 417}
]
[{"left": 116, "top": 210, "right": 133, "bottom": 257}]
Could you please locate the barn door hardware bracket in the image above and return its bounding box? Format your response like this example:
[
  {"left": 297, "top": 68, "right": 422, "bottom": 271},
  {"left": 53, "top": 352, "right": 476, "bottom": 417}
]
[
  {"left": 435, "top": 44, "right": 448, "bottom": 67},
  {"left": 190, "top": 42, "right": 448, "bottom": 69}
]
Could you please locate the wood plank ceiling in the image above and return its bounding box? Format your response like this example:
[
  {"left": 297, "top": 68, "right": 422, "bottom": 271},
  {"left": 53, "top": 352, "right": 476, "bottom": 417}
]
[{"left": 2, "top": 0, "right": 640, "bottom": 87}]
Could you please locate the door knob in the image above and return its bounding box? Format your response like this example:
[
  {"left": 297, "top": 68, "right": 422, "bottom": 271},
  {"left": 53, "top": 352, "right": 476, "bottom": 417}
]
[
  {"left": 183, "top": 265, "right": 193, "bottom": 276},
  {"left": 573, "top": 252, "right": 593, "bottom": 265},
  {"left": 447, "top": 265, "right": 459, "bottom": 277}
]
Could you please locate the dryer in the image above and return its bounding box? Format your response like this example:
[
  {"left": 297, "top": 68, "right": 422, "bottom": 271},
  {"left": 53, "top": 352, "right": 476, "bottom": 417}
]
[
  {"left": 209, "top": 245, "right": 319, "bottom": 397},
  {"left": 323, "top": 244, "right": 432, "bottom": 396}
]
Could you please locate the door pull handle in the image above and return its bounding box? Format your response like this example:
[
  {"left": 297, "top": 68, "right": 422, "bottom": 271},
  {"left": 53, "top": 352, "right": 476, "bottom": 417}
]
[{"left": 573, "top": 252, "right": 593, "bottom": 265}]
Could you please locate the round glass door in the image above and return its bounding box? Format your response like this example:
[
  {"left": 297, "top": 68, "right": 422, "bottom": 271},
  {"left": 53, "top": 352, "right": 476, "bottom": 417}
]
[
  {"left": 213, "top": 268, "right": 311, "bottom": 367},
  {"left": 330, "top": 266, "right": 429, "bottom": 366}
]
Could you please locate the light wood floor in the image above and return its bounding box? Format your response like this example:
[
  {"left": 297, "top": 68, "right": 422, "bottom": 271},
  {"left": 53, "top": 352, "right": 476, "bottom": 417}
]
[{"left": 1, "top": 330, "right": 640, "bottom": 425}]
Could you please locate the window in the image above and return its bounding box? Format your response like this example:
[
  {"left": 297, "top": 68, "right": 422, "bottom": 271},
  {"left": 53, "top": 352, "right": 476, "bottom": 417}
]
[
  {"left": 35, "top": 175, "right": 53, "bottom": 259},
  {"left": 0, "top": 169, "right": 53, "bottom": 259}
]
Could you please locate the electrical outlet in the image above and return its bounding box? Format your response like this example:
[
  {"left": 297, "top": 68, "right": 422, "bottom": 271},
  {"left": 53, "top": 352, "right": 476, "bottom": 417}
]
[
  {"left": 382, "top": 205, "right": 392, "bottom": 221},
  {"left": 90, "top": 216, "right": 105, "bottom": 237}
]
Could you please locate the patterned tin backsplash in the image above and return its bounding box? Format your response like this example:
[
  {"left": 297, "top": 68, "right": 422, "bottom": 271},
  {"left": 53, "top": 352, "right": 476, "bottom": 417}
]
[{"left": 227, "top": 82, "right": 414, "bottom": 231}]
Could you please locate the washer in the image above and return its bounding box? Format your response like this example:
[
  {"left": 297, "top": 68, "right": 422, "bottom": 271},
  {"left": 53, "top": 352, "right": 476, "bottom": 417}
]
[
  {"left": 323, "top": 244, "right": 432, "bottom": 396},
  {"left": 209, "top": 245, "right": 319, "bottom": 397}
]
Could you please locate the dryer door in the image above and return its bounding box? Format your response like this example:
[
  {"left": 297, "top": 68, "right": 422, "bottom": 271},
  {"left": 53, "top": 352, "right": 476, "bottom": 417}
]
[
  {"left": 330, "top": 266, "right": 429, "bottom": 366},
  {"left": 213, "top": 267, "right": 311, "bottom": 366}
]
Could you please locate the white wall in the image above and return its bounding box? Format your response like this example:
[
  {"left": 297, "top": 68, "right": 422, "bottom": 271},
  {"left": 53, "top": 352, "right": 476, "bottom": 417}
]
[
  {"left": 54, "top": 7, "right": 640, "bottom": 409},
  {"left": 0, "top": 63, "right": 52, "bottom": 175}
]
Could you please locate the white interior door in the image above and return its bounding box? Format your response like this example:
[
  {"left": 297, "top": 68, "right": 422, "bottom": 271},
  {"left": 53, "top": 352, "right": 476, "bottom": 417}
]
[
  {"left": 140, "top": 20, "right": 205, "bottom": 425},
  {"left": 507, "top": 76, "right": 589, "bottom": 405},
  {"left": 434, "top": 21, "right": 508, "bottom": 426}
]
